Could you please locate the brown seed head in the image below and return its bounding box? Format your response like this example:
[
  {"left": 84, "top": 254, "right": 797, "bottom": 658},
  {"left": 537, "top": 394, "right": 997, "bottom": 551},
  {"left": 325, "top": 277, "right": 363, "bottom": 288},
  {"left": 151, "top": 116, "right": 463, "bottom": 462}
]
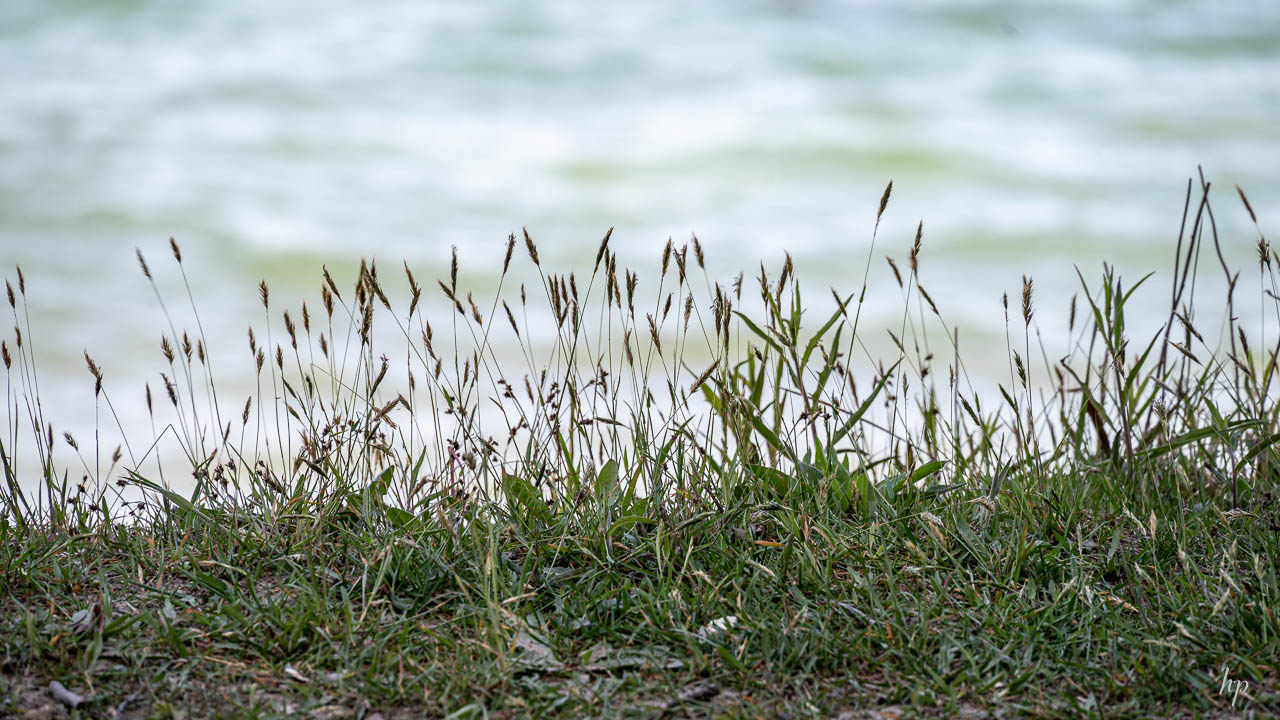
[
  {"left": 84, "top": 351, "right": 103, "bottom": 382},
  {"left": 322, "top": 265, "right": 342, "bottom": 300},
  {"left": 1237, "top": 185, "right": 1257, "bottom": 223},
  {"left": 877, "top": 180, "right": 893, "bottom": 222},
  {"left": 322, "top": 284, "right": 334, "bottom": 318},
  {"left": 595, "top": 227, "right": 613, "bottom": 272},
  {"left": 136, "top": 248, "right": 152, "bottom": 280},
  {"left": 918, "top": 284, "right": 939, "bottom": 316},
  {"left": 523, "top": 227, "right": 540, "bottom": 266},
  {"left": 504, "top": 301, "right": 520, "bottom": 337},
  {"left": 909, "top": 221, "right": 922, "bottom": 277},
  {"left": 648, "top": 314, "right": 661, "bottom": 353},
  {"left": 689, "top": 359, "right": 718, "bottom": 395},
  {"left": 885, "top": 257, "right": 903, "bottom": 288},
  {"left": 162, "top": 373, "right": 177, "bottom": 406},
  {"left": 169, "top": 237, "right": 182, "bottom": 263},
  {"left": 504, "top": 233, "right": 516, "bottom": 274},
  {"left": 1021, "top": 275, "right": 1034, "bottom": 326}
]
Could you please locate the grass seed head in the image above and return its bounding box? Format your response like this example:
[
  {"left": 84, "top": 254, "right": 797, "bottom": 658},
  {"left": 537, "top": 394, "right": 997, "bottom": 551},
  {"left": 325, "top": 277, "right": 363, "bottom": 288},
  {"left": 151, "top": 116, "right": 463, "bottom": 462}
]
[
  {"left": 136, "top": 249, "right": 152, "bottom": 280},
  {"left": 1237, "top": 184, "right": 1257, "bottom": 223},
  {"left": 919, "top": 284, "right": 939, "bottom": 315},
  {"left": 877, "top": 180, "right": 893, "bottom": 222},
  {"left": 84, "top": 351, "right": 103, "bottom": 395},
  {"left": 909, "top": 221, "right": 922, "bottom": 276},
  {"left": 523, "top": 228, "right": 540, "bottom": 266},
  {"left": 322, "top": 265, "right": 342, "bottom": 300},
  {"left": 594, "top": 227, "right": 612, "bottom": 272},
  {"left": 503, "top": 301, "right": 519, "bottom": 337},
  {"left": 1021, "top": 275, "right": 1034, "bottom": 326},
  {"left": 886, "top": 256, "right": 903, "bottom": 288}
]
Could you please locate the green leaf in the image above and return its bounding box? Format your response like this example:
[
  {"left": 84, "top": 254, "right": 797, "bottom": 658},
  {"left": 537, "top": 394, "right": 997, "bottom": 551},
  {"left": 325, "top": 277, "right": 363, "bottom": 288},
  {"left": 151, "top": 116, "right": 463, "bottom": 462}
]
[
  {"left": 734, "top": 311, "right": 785, "bottom": 357},
  {"left": 127, "top": 472, "right": 211, "bottom": 523},
  {"left": 502, "top": 473, "right": 553, "bottom": 524},
  {"left": 1232, "top": 431, "right": 1280, "bottom": 476},
  {"left": 750, "top": 415, "right": 797, "bottom": 464},
  {"left": 384, "top": 507, "right": 416, "bottom": 529},
  {"left": 595, "top": 459, "right": 620, "bottom": 501},
  {"left": 748, "top": 464, "right": 793, "bottom": 498},
  {"left": 834, "top": 360, "right": 902, "bottom": 440},
  {"left": 801, "top": 293, "right": 851, "bottom": 368},
  {"left": 607, "top": 515, "right": 658, "bottom": 539},
  {"left": 910, "top": 460, "right": 948, "bottom": 484}
]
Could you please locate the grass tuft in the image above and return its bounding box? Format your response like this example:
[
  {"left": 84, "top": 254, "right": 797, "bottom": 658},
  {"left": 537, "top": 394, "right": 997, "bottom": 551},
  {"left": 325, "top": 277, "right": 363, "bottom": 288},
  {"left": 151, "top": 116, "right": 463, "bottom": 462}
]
[{"left": 1, "top": 175, "right": 1278, "bottom": 717}]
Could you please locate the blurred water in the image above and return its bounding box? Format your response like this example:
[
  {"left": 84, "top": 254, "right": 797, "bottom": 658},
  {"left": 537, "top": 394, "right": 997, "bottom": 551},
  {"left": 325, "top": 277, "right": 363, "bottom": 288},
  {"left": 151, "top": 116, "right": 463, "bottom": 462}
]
[{"left": 0, "top": 0, "right": 1277, "bottom": 468}]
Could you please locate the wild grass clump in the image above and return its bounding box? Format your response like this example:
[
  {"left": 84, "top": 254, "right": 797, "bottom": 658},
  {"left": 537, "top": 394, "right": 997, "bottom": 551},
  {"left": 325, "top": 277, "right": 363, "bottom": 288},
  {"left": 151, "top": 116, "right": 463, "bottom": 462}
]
[{"left": 1, "top": 171, "right": 1277, "bottom": 717}]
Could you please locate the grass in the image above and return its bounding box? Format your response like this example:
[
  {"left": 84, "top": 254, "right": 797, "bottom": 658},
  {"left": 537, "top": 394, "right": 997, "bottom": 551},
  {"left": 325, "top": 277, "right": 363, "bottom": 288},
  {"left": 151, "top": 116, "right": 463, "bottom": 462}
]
[{"left": 1, "top": 172, "right": 1278, "bottom": 718}]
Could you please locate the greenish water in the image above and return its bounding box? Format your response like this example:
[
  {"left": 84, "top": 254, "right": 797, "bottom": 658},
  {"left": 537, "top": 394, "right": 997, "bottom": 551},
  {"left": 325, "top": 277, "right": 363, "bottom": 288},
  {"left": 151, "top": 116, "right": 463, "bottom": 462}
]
[{"left": 0, "top": 1, "right": 1277, "bottom": 457}]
